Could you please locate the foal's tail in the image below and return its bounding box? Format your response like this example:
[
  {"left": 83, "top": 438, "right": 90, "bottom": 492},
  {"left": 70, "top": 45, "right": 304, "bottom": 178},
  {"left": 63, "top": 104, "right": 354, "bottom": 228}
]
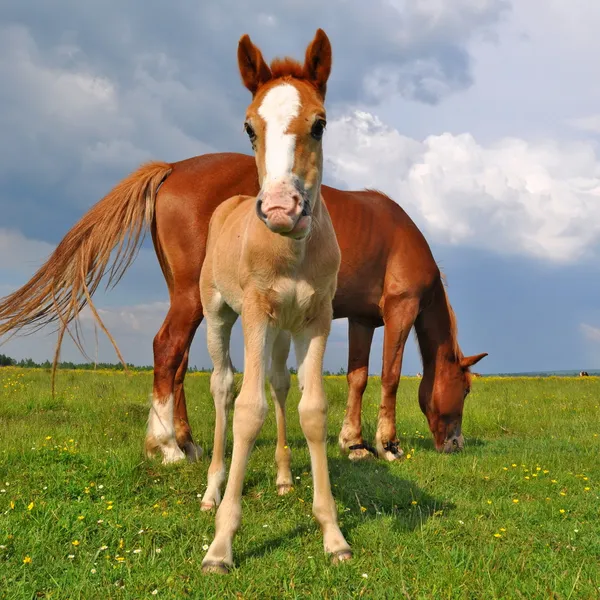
[{"left": 0, "top": 161, "right": 173, "bottom": 390}]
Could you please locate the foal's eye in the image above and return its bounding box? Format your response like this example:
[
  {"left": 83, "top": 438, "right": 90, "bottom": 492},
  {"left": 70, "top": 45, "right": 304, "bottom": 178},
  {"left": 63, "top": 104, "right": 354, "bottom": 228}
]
[
  {"left": 244, "top": 122, "right": 256, "bottom": 142},
  {"left": 311, "top": 119, "right": 326, "bottom": 141}
]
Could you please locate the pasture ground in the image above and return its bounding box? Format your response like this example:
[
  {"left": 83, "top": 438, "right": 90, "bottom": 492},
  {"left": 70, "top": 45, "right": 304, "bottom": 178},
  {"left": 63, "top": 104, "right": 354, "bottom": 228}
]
[{"left": 0, "top": 368, "right": 599, "bottom": 599}]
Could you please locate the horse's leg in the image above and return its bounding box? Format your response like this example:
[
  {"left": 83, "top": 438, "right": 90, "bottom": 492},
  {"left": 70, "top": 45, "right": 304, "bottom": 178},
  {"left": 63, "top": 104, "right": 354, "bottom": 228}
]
[
  {"left": 375, "top": 296, "right": 420, "bottom": 461},
  {"left": 269, "top": 330, "right": 293, "bottom": 496},
  {"left": 200, "top": 303, "right": 237, "bottom": 511},
  {"left": 174, "top": 336, "right": 204, "bottom": 461},
  {"left": 202, "top": 309, "right": 274, "bottom": 573},
  {"left": 294, "top": 317, "right": 352, "bottom": 563},
  {"left": 338, "top": 319, "right": 375, "bottom": 461},
  {"left": 145, "top": 291, "right": 202, "bottom": 464}
]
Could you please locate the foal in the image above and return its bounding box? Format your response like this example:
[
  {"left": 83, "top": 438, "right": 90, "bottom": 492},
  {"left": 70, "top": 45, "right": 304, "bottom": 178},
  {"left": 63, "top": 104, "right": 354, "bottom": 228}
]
[{"left": 199, "top": 30, "right": 352, "bottom": 573}]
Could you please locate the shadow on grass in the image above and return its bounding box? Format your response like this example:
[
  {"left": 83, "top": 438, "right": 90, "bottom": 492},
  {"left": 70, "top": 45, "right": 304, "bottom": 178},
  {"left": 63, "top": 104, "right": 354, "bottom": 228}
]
[{"left": 238, "top": 453, "right": 454, "bottom": 564}]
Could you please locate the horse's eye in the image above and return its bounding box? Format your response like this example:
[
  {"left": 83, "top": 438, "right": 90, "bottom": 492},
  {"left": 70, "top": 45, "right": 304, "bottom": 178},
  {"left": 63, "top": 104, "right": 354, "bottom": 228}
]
[
  {"left": 244, "top": 122, "right": 256, "bottom": 142},
  {"left": 311, "top": 119, "right": 326, "bottom": 141}
]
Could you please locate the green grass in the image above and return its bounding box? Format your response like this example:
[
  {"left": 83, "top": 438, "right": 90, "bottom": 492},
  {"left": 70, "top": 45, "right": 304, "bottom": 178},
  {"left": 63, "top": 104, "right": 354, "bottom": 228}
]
[{"left": 0, "top": 368, "right": 599, "bottom": 599}]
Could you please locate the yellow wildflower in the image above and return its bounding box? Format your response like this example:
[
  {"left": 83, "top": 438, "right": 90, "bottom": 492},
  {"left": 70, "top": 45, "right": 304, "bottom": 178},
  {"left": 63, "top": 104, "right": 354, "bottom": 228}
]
[
  {"left": 360, "top": 506, "right": 367, "bottom": 513},
  {"left": 493, "top": 533, "right": 502, "bottom": 538},
  {"left": 23, "top": 556, "right": 32, "bottom": 564},
  {"left": 27, "top": 502, "right": 34, "bottom": 511},
  {"left": 512, "top": 499, "right": 519, "bottom": 504},
  {"left": 72, "top": 540, "right": 80, "bottom": 547}
]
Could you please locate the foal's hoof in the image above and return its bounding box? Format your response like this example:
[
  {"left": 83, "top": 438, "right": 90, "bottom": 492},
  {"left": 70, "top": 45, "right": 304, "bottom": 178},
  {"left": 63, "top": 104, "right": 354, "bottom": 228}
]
[
  {"left": 202, "top": 561, "right": 231, "bottom": 575},
  {"left": 331, "top": 550, "right": 353, "bottom": 564},
  {"left": 200, "top": 501, "right": 216, "bottom": 512},
  {"left": 277, "top": 483, "right": 293, "bottom": 496}
]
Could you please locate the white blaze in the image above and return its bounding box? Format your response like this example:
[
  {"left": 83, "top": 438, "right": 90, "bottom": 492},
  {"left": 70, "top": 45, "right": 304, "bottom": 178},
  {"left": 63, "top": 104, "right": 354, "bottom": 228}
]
[{"left": 258, "top": 83, "right": 301, "bottom": 182}]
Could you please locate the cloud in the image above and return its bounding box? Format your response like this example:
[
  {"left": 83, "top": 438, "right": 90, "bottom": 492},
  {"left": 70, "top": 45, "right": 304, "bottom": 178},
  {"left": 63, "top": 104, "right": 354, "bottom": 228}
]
[
  {"left": 0, "top": 1, "right": 509, "bottom": 244},
  {"left": 325, "top": 110, "right": 600, "bottom": 263},
  {"left": 568, "top": 115, "right": 600, "bottom": 135},
  {"left": 580, "top": 323, "right": 600, "bottom": 343}
]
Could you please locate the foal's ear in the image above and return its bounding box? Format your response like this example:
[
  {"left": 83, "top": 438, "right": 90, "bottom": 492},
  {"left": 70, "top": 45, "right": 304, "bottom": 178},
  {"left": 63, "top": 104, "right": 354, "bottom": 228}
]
[
  {"left": 237, "top": 34, "right": 272, "bottom": 95},
  {"left": 460, "top": 353, "right": 488, "bottom": 370},
  {"left": 303, "top": 28, "right": 332, "bottom": 98}
]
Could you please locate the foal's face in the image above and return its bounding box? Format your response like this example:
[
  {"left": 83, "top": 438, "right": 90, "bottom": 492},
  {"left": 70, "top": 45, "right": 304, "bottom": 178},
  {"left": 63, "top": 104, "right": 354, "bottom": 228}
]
[
  {"left": 237, "top": 29, "right": 332, "bottom": 240},
  {"left": 245, "top": 80, "right": 326, "bottom": 239}
]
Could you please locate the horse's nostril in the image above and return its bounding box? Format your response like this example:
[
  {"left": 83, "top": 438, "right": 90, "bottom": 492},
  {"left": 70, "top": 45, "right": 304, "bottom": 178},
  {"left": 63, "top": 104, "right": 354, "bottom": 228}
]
[{"left": 452, "top": 438, "right": 459, "bottom": 447}]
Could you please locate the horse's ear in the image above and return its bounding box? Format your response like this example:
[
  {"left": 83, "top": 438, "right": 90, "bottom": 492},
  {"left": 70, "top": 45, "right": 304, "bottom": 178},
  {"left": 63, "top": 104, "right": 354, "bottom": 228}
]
[
  {"left": 237, "top": 34, "right": 272, "bottom": 95},
  {"left": 460, "top": 353, "right": 488, "bottom": 370},
  {"left": 303, "top": 28, "right": 332, "bottom": 98}
]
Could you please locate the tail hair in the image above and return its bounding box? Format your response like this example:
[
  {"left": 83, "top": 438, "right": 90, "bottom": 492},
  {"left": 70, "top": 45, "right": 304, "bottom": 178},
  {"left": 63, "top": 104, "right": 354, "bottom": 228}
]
[{"left": 0, "top": 161, "right": 172, "bottom": 392}]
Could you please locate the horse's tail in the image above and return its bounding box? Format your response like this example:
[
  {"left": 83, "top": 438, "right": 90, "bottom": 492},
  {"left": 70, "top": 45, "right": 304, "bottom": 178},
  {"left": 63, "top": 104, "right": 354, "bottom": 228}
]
[{"left": 0, "top": 160, "right": 173, "bottom": 390}]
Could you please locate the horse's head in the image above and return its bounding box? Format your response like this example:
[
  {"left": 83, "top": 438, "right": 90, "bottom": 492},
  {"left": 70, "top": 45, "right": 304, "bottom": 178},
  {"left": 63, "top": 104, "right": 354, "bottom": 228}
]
[
  {"left": 419, "top": 352, "right": 488, "bottom": 453},
  {"left": 237, "top": 29, "right": 332, "bottom": 240}
]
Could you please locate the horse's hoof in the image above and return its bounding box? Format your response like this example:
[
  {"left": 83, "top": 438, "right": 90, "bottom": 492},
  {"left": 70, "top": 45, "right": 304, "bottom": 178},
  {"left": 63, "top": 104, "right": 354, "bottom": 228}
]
[
  {"left": 377, "top": 441, "right": 405, "bottom": 462},
  {"left": 184, "top": 443, "right": 204, "bottom": 462},
  {"left": 202, "top": 561, "right": 230, "bottom": 575},
  {"left": 331, "top": 550, "right": 353, "bottom": 564},
  {"left": 381, "top": 448, "right": 405, "bottom": 462},
  {"left": 200, "top": 502, "right": 215, "bottom": 512},
  {"left": 277, "top": 484, "right": 293, "bottom": 496},
  {"left": 348, "top": 448, "right": 372, "bottom": 461}
]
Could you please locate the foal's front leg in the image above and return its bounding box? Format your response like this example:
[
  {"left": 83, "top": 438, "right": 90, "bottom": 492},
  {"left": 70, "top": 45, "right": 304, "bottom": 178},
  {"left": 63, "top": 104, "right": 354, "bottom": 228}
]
[
  {"left": 202, "top": 309, "right": 276, "bottom": 573},
  {"left": 294, "top": 315, "right": 352, "bottom": 563},
  {"left": 201, "top": 304, "right": 237, "bottom": 511}
]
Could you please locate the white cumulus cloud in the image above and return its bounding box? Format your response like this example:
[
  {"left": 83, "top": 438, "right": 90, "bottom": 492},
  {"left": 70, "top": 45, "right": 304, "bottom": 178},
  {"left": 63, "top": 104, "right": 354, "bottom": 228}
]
[{"left": 325, "top": 110, "right": 600, "bottom": 263}]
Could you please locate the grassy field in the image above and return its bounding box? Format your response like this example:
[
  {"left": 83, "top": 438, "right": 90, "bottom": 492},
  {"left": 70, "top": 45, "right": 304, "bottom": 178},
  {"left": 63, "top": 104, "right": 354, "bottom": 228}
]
[{"left": 0, "top": 368, "right": 599, "bottom": 599}]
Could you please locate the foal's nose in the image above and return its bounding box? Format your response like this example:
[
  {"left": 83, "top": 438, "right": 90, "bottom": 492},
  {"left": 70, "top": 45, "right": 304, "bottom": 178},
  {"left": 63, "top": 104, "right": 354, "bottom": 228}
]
[{"left": 256, "top": 180, "right": 304, "bottom": 234}]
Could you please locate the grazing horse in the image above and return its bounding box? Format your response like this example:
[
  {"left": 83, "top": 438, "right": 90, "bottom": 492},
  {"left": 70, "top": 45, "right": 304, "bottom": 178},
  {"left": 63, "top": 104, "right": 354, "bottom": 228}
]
[
  {"left": 579, "top": 371, "right": 589, "bottom": 377},
  {"left": 0, "top": 61, "right": 487, "bottom": 464},
  {"left": 196, "top": 30, "right": 351, "bottom": 573}
]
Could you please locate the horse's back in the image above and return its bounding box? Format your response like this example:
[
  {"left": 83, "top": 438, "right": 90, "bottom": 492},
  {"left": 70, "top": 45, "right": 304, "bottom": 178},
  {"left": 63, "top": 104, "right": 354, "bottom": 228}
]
[
  {"left": 323, "top": 186, "right": 440, "bottom": 321},
  {"left": 155, "top": 152, "right": 440, "bottom": 320}
]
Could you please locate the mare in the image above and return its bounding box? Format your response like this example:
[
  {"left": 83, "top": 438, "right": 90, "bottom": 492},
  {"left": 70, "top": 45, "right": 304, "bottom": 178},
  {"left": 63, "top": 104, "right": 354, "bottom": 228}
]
[
  {"left": 196, "top": 29, "right": 351, "bottom": 573},
  {"left": 0, "top": 54, "right": 487, "bottom": 463}
]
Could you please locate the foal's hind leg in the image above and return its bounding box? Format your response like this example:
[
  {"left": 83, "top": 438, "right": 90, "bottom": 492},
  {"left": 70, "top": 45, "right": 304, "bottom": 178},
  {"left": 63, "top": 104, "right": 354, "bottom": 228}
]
[
  {"left": 376, "top": 296, "right": 420, "bottom": 461},
  {"left": 339, "top": 319, "right": 375, "bottom": 461},
  {"left": 201, "top": 300, "right": 237, "bottom": 511},
  {"left": 269, "top": 330, "right": 293, "bottom": 496}
]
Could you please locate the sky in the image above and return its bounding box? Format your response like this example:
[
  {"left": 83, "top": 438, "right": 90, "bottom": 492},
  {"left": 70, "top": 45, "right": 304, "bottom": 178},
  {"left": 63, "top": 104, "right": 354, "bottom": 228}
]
[{"left": 1, "top": 0, "right": 600, "bottom": 375}]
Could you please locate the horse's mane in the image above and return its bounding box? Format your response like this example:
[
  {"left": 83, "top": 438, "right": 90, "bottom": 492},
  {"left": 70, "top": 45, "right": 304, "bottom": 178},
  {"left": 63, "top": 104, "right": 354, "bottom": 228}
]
[{"left": 439, "top": 270, "right": 462, "bottom": 361}]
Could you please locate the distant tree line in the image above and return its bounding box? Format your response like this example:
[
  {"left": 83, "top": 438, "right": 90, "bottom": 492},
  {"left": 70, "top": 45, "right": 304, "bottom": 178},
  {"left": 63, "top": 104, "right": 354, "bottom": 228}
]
[
  {"left": 0, "top": 354, "right": 208, "bottom": 372},
  {"left": 0, "top": 353, "right": 349, "bottom": 375}
]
